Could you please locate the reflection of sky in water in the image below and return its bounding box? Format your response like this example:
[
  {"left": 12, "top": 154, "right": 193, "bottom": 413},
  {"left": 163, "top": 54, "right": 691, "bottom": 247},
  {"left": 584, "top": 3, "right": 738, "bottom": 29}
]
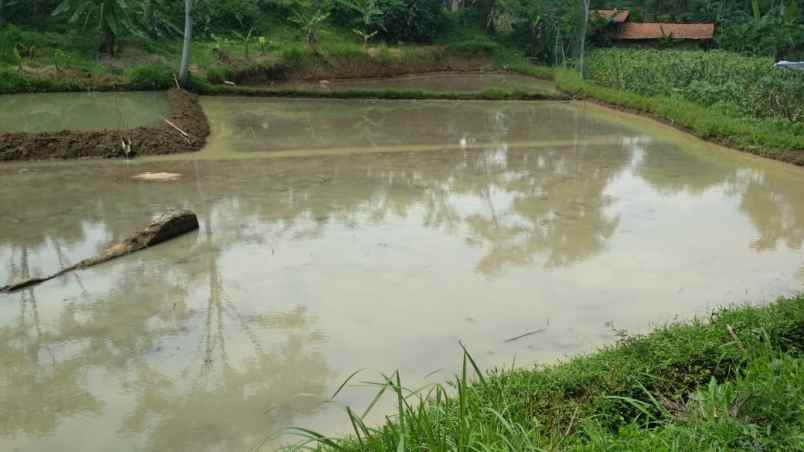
[{"left": 1, "top": 100, "right": 804, "bottom": 452}]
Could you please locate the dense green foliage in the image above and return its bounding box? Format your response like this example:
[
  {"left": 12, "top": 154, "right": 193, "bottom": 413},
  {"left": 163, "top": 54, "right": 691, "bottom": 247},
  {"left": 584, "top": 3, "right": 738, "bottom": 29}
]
[
  {"left": 0, "top": 67, "right": 85, "bottom": 93},
  {"left": 289, "top": 296, "right": 804, "bottom": 451},
  {"left": 372, "top": 0, "right": 444, "bottom": 43},
  {"left": 586, "top": 48, "right": 804, "bottom": 123},
  {"left": 126, "top": 63, "right": 174, "bottom": 89},
  {"left": 2, "top": 0, "right": 804, "bottom": 74},
  {"left": 486, "top": 0, "right": 589, "bottom": 64}
]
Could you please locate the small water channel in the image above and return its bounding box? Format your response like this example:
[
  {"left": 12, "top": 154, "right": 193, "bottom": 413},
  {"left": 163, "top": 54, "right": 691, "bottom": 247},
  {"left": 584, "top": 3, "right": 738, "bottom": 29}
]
[
  {"left": 1, "top": 93, "right": 803, "bottom": 451},
  {"left": 0, "top": 91, "right": 169, "bottom": 133}
]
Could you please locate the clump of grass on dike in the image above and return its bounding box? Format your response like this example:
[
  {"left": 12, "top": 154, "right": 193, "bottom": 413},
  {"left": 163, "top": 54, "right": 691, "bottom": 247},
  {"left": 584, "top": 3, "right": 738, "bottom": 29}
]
[{"left": 284, "top": 296, "right": 804, "bottom": 451}]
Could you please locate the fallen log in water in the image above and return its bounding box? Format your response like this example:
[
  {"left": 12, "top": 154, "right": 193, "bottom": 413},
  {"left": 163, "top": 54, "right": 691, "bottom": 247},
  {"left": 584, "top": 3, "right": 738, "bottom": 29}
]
[{"left": 1, "top": 210, "right": 199, "bottom": 293}]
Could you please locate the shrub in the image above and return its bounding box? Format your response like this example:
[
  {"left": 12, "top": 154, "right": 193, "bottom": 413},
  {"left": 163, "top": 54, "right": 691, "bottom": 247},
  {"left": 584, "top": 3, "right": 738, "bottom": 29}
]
[
  {"left": 126, "top": 63, "right": 174, "bottom": 90},
  {"left": 194, "top": 0, "right": 260, "bottom": 34},
  {"left": 0, "top": 69, "right": 85, "bottom": 94},
  {"left": 0, "top": 69, "right": 31, "bottom": 93},
  {"left": 206, "top": 66, "right": 232, "bottom": 84},
  {"left": 0, "top": 25, "right": 23, "bottom": 65},
  {"left": 279, "top": 45, "right": 310, "bottom": 67},
  {"left": 372, "top": 0, "right": 444, "bottom": 43}
]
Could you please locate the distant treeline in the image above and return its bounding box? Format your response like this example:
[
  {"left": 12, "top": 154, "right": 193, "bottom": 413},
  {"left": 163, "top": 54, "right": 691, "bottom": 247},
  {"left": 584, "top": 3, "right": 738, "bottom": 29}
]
[{"left": 1, "top": 0, "right": 802, "bottom": 65}]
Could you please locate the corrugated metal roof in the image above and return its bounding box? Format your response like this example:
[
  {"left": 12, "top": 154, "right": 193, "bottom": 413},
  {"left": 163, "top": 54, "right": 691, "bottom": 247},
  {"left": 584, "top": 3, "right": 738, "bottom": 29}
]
[
  {"left": 617, "top": 23, "right": 715, "bottom": 40},
  {"left": 595, "top": 9, "right": 630, "bottom": 23}
]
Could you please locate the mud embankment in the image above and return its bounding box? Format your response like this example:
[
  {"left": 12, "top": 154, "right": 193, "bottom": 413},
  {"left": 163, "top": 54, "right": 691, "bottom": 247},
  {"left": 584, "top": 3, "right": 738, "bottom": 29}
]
[
  {"left": 215, "top": 50, "right": 496, "bottom": 87},
  {"left": 0, "top": 89, "right": 209, "bottom": 161}
]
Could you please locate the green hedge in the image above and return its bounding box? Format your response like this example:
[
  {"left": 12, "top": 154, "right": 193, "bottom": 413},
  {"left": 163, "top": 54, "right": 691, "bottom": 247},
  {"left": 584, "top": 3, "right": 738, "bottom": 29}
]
[
  {"left": 585, "top": 48, "right": 804, "bottom": 124},
  {"left": 125, "top": 63, "right": 175, "bottom": 90}
]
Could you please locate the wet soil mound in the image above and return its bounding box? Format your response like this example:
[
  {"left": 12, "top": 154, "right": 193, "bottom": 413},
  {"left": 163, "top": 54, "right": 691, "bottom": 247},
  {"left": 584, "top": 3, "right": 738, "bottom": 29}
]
[{"left": 0, "top": 89, "right": 209, "bottom": 161}]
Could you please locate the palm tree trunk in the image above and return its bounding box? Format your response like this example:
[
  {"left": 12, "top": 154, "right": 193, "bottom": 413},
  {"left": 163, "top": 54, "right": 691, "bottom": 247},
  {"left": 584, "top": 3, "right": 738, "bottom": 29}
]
[
  {"left": 143, "top": 0, "right": 153, "bottom": 35},
  {"left": 179, "top": 0, "right": 193, "bottom": 84},
  {"left": 578, "top": 0, "right": 589, "bottom": 78},
  {"left": 102, "top": 22, "right": 115, "bottom": 55}
]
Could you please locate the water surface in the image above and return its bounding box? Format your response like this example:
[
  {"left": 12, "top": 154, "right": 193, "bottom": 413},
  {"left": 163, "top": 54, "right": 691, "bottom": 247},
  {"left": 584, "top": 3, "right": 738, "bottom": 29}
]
[
  {"left": 0, "top": 91, "right": 169, "bottom": 133},
  {"left": 1, "top": 98, "right": 803, "bottom": 451}
]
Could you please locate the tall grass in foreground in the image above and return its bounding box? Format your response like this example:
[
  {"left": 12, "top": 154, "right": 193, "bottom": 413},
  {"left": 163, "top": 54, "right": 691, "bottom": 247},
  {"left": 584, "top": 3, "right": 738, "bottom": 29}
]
[{"left": 280, "top": 297, "right": 804, "bottom": 451}]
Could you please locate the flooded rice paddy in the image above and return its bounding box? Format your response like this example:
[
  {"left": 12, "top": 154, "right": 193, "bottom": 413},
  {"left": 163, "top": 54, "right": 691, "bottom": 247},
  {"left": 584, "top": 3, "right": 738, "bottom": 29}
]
[
  {"left": 0, "top": 91, "right": 169, "bottom": 133},
  {"left": 258, "top": 72, "right": 557, "bottom": 95},
  {"left": 1, "top": 96, "right": 804, "bottom": 451}
]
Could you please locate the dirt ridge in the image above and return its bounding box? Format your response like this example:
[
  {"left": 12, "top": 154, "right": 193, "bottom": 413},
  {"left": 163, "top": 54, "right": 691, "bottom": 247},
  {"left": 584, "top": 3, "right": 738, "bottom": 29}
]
[{"left": 0, "top": 89, "right": 210, "bottom": 161}]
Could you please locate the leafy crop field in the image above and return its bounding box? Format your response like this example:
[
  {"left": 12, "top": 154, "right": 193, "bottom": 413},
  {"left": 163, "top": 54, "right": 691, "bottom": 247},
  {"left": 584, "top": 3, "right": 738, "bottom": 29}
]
[{"left": 586, "top": 49, "right": 804, "bottom": 124}]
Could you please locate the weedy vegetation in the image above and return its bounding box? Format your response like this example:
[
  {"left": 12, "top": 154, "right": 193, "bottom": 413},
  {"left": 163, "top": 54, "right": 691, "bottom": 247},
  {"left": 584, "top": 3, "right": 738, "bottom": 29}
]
[{"left": 281, "top": 296, "right": 804, "bottom": 451}]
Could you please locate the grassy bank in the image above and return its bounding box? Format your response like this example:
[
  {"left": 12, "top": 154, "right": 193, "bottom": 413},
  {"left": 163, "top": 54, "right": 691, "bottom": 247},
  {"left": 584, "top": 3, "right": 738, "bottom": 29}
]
[
  {"left": 554, "top": 69, "right": 804, "bottom": 166},
  {"left": 289, "top": 296, "right": 804, "bottom": 451},
  {"left": 585, "top": 49, "right": 804, "bottom": 124},
  {"left": 504, "top": 59, "right": 804, "bottom": 166},
  {"left": 542, "top": 49, "right": 804, "bottom": 166},
  {"left": 0, "top": 17, "right": 505, "bottom": 95},
  {"left": 192, "top": 82, "right": 562, "bottom": 101},
  {"left": 0, "top": 40, "right": 501, "bottom": 95}
]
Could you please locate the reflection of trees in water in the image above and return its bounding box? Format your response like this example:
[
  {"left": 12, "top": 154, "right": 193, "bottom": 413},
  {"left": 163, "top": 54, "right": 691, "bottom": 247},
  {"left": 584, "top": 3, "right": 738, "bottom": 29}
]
[
  {"left": 633, "top": 140, "right": 732, "bottom": 196},
  {"left": 458, "top": 138, "right": 628, "bottom": 272},
  {"left": 119, "top": 235, "right": 330, "bottom": 452},
  {"left": 221, "top": 101, "right": 606, "bottom": 152},
  {"left": 5, "top": 127, "right": 804, "bottom": 280},
  {"left": 4, "top": 111, "right": 804, "bottom": 447},
  {"left": 0, "top": 209, "right": 331, "bottom": 450},
  {"left": 634, "top": 140, "right": 804, "bottom": 252},
  {"left": 737, "top": 170, "right": 804, "bottom": 251},
  {"left": 0, "top": 248, "right": 100, "bottom": 436}
]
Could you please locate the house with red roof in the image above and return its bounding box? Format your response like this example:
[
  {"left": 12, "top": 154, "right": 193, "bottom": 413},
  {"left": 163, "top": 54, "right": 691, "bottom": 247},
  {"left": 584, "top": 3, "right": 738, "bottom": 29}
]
[{"left": 594, "top": 9, "right": 715, "bottom": 47}]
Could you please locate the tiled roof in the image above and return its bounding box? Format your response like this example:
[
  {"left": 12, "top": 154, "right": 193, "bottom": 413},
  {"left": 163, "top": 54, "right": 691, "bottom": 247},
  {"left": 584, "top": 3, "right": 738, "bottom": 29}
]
[
  {"left": 595, "top": 9, "right": 630, "bottom": 23},
  {"left": 616, "top": 23, "right": 715, "bottom": 40}
]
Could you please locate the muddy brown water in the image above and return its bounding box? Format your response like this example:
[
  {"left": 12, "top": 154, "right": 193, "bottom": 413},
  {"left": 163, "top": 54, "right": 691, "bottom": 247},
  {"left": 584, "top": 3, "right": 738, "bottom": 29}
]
[
  {"left": 1, "top": 97, "right": 804, "bottom": 451},
  {"left": 0, "top": 91, "right": 169, "bottom": 133},
  {"left": 255, "top": 72, "right": 558, "bottom": 95}
]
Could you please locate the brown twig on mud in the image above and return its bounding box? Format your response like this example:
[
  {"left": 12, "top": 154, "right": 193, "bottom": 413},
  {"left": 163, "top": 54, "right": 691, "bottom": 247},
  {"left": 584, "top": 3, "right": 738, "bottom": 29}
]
[
  {"left": 163, "top": 118, "right": 192, "bottom": 143},
  {"left": 504, "top": 328, "right": 547, "bottom": 343}
]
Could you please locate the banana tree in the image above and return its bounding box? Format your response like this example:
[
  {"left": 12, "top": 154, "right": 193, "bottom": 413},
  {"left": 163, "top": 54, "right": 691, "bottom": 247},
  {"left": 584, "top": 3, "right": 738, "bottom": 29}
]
[
  {"left": 290, "top": 8, "right": 329, "bottom": 50},
  {"left": 338, "top": 0, "right": 383, "bottom": 48},
  {"left": 53, "top": 0, "right": 139, "bottom": 55},
  {"left": 140, "top": 0, "right": 181, "bottom": 37}
]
